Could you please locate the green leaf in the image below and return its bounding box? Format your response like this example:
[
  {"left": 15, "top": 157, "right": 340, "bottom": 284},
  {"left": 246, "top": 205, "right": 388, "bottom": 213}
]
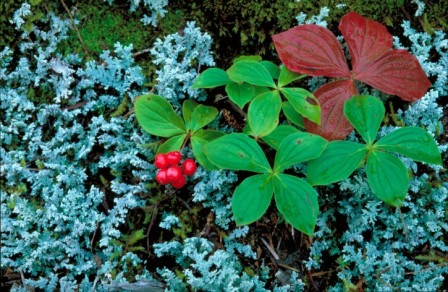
[
  {"left": 227, "top": 60, "right": 276, "bottom": 88},
  {"left": 135, "top": 94, "right": 186, "bottom": 137},
  {"left": 274, "top": 132, "right": 327, "bottom": 172},
  {"left": 261, "top": 125, "right": 300, "bottom": 150},
  {"left": 281, "top": 88, "right": 321, "bottom": 125},
  {"left": 248, "top": 91, "right": 282, "bottom": 138},
  {"left": 307, "top": 141, "right": 368, "bottom": 186},
  {"left": 191, "top": 130, "right": 224, "bottom": 170},
  {"left": 260, "top": 61, "right": 280, "bottom": 79},
  {"left": 192, "top": 68, "right": 229, "bottom": 88},
  {"left": 282, "top": 101, "right": 304, "bottom": 129},
  {"left": 278, "top": 65, "right": 306, "bottom": 87},
  {"left": 233, "top": 55, "right": 262, "bottom": 63},
  {"left": 243, "top": 122, "right": 253, "bottom": 136},
  {"left": 157, "top": 134, "right": 187, "bottom": 154},
  {"left": 254, "top": 85, "right": 271, "bottom": 97},
  {"left": 204, "top": 133, "right": 271, "bottom": 173},
  {"left": 232, "top": 174, "right": 274, "bottom": 225},
  {"left": 344, "top": 95, "right": 385, "bottom": 145},
  {"left": 182, "top": 100, "right": 198, "bottom": 130},
  {"left": 273, "top": 174, "right": 318, "bottom": 236},
  {"left": 366, "top": 151, "right": 409, "bottom": 207},
  {"left": 190, "top": 104, "right": 219, "bottom": 133},
  {"left": 376, "top": 127, "right": 443, "bottom": 165},
  {"left": 225, "top": 82, "right": 255, "bottom": 109}
]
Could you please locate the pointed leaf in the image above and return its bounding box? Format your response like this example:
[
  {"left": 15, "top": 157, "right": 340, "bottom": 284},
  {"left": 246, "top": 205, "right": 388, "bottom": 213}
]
[
  {"left": 282, "top": 101, "right": 304, "bottom": 129},
  {"left": 304, "top": 80, "right": 358, "bottom": 141},
  {"left": 273, "top": 174, "right": 318, "bottom": 236},
  {"left": 227, "top": 60, "right": 276, "bottom": 88},
  {"left": 272, "top": 25, "right": 350, "bottom": 78},
  {"left": 260, "top": 61, "right": 280, "bottom": 79},
  {"left": 307, "top": 141, "right": 368, "bottom": 186},
  {"left": 367, "top": 151, "right": 409, "bottom": 207},
  {"left": 261, "top": 125, "right": 300, "bottom": 150},
  {"left": 248, "top": 91, "right": 282, "bottom": 138},
  {"left": 190, "top": 104, "right": 219, "bottom": 133},
  {"left": 278, "top": 65, "right": 306, "bottom": 88},
  {"left": 135, "top": 94, "right": 186, "bottom": 137},
  {"left": 254, "top": 85, "right": 271, "bottom": 97},
  {"left": 232, "top": 174, "right": 274, "bottom": 225},
  {"left": 192, "top": 68, "right": 230, "bottom": 88},
  {"left": 275, "top": 132, "right": 327, "bottom": 172},
  {"left": 344, "top": 95, "right": 385, "bottom": 145},
  {"left": 233, "top": 55, "right": 262, "bottom": 63},
  {"left": 156, "top": 134, "right": 187, "bottom": 154},
  {"left": 204, "top": 133, "right": 271, "bottom": 173},
  {"left": 191, "top": 130, "right": 224, "bottom": 170},
  {"left": 339, "top": 12, "right": 392, "bottom": 76},
  {"left": 243, "top": 122, "right": 253, "bottom": 136},
  {"left": 182, "top": 100, "right": 198, "bottom": 130},
  {"left": 376, "top": 127, "right": 442, "bottom": 165},
  {"left": 281, "top": 87, "right": 321, "bottom": 125},
  {"left": 354, "top": 50, "right": 432, "bottom": 102},
  {"left": 339, "top": 12, "right": 432, "bottom": 102},
  {"left": 225, "top": 81, "right": 255, "bottom": 109}
]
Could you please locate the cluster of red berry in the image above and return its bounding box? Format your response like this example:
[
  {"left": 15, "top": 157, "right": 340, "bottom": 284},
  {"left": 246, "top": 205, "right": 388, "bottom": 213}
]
[{"left": 154, "top": 151, "right": 197, "bottom": 189}]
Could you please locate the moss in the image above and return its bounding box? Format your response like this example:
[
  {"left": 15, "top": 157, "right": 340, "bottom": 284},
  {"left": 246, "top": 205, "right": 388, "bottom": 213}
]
[
  {"left": 62, "top": 5, "right": 152, "bottom": 56},
  {"left": 166, "top": 0, "right": 446, "bottom": 67},
  {"left": 168, "top": 0, "right": 303, "bottom": 67}
]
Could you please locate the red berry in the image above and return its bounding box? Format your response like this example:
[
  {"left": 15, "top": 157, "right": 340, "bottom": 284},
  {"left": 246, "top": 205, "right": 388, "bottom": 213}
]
[
  {"left": 182, "top": 159, "right": 197, "bottom": 176},
  {"left": 166, "top": 165, "right": 183, "bottom": 182},
  {"left": 171, "top": 174, "right": 186, "bottom": 189},
  {"left": 154, "top": 153, "right": 169, "bottom": 169},
  {"left": 166, "top": 151, "right": 182, "bottom": 165},
  {"left": 155, "top": 169, "right": 170, "bottom": 185}
]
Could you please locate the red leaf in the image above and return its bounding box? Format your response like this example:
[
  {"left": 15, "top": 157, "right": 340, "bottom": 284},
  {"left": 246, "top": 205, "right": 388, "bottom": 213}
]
[
  {"left": 304, "top": 80, "right": 358, "bottom": 141},
  {"left": 339, "top": 12, "right": 392, "bottom": 76},
  {"left": 339, "top": 12, "right": 431, "bottom": 101},
  {"left": 272, "top": 25, "right": 350, "bottom": 78},
  {"left": 355, "top": 50, "right": 432, "bottom": 102}
]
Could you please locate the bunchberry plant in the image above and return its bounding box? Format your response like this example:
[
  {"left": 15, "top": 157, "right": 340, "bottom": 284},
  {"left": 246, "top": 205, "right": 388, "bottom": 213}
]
[
  {"left": 134, "top": 94, "right": 221, "bottom": 170},
  {"left": 204, "top": 131, "right": 328, "bottom": 236},
  {"left": 307, "top": 95, "right": 442, "bottom": 206},
  {"left": 272, "top": 12, "right": 431, "bottom": 140},
  {"left": 192, "top": 55, "right": 321, "bottom": 137},
  {"left": 133, "top": 13, "right": 442, "bottom": 238}
]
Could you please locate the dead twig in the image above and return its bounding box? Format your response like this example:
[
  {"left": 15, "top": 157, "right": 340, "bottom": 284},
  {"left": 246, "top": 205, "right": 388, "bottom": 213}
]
[
  {"left": 306, "top": 269, "right": 320, "bottom": 291},
  {"left": 146, "top": 205, "right": 158, "bottom": 252},
  {"left": 260, "top": 237, "right": 280, "bottom": 261},
  {"left": 132, "top": 48, "right": 152, "bottom": 58},
  {"left": 60, "top": 0, "right": 89, "bottom": 56},
  {"left": 278, "top": 263, "right": 300, "bottom": 274}
]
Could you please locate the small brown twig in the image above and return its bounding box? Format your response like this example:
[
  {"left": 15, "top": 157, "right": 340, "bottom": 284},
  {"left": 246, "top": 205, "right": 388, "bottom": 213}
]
[
  {"left": 260, "top": 237, "right": 280, "bottom": 261},
  {"left": 146, "top": 205, "right": 158, "bottom": 252},
  {"left": 60, "top": 0, "right": 89, "bottom": 56},
  {"left": 132, "top": 48, "right": 152, "bottom": 58},
  {"left": 278, "top": 263, "right": 300, "bottom": 273},
  {"left": 306, "top": 269, "right": 320, "bottom": 291}
]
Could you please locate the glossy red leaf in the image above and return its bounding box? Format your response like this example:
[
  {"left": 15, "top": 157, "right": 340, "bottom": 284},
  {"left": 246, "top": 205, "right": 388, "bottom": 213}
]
[
  {"left": 354, "top": 50, "right": 432, "bottom": 102},
  {"left": 272, "top": 25, "right": 350, "bottom": 78},
  {"left": 304, "top": 80, "right": 358, "bottom": 140},
  {"left": 339, "top": 12, "right": 392, "bottom": 75}
]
